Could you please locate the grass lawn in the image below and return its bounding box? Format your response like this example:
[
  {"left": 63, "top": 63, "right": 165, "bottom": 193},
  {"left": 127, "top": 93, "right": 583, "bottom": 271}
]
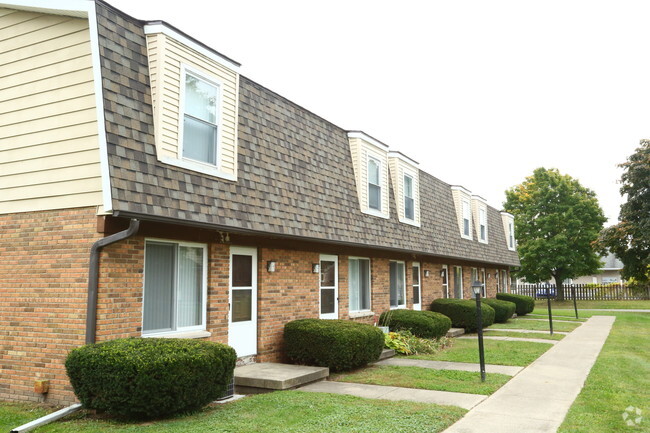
[
  {"left": 478, "top": 330, "right": 564, "bottom": 340},
  {"left": 331, "top": 365, "right": 511, "bottom": 395},
  {"left": 523, "top": 314, "right": 586, "bottom": 322},
  {"left": 534, "top": 300, "right": 650, "bottom": 310},
  {"left": 407, "top": 338, "right": 551, "bottom": 367},
  {"left": 0, "top": 391, "right": 466, "bottom": 433},
  {"left": 492, "top": 318, "right": 581, "bottom": 332},
  {"left": 559, "top": 311, "right": 650, "bottom": 432}
]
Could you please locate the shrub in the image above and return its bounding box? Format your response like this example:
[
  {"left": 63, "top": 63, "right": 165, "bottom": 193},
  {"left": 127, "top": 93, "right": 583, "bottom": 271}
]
[
  {"left": 65, "top": 338, "right": 236, "bottom": 419},
  {"left": 284, "top": 319, "right": 384, "bottom": 372},
  {"left": 429, "top": 299, "right": 495, "bottom": 332},
  {"left": 384, "top": 330, "right": 453, "bottom": 356},
  {"left": 496, "top": 293, "right": 535, "bottom": 316},
  {"left": 482, "top": 298, "right": 516, "bottom": 323},
  {"left": 378, "top": 309, "right": 452, "bottom": 339}
]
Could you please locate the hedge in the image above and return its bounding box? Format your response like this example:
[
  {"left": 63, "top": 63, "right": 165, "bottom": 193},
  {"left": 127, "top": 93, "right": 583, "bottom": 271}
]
[
  {"left": 284, "top": 319, "right": 384, "bottom": 372},
  {"left": 482, "top": 298, "right": 516, "bottom": 323},
  {"left": 65, "top": 338, "right": 236, "bottom": 419},
  {"left": 379, "top": 309, "right": 451, "bottom": 339},
  {"left": 496, "top": 293, "right": 535, "bottom": 316},
  {"left": 429, "top": 299, "right": 495, "bottom": 331}
]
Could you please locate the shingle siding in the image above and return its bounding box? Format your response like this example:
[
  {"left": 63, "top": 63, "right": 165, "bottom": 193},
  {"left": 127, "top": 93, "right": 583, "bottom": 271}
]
[{"left": 96, "top": 3, "right": 519, "bottom": 267}]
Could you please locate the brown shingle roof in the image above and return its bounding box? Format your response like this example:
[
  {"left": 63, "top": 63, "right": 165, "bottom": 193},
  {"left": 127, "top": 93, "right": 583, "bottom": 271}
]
[{"left": 95, "top": 2, "right": 519, "bottom": 267}]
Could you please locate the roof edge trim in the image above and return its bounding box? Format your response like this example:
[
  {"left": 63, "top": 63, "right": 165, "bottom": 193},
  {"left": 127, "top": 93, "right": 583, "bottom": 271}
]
[{"left": 347, "top": 131, "right": 389, "bottom": 151}]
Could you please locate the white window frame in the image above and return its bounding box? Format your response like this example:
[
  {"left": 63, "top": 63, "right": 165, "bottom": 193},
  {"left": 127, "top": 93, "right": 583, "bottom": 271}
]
[
  {"left": 319, "top": 254, "right": 339, "bottom": 319},
  {"left": 442, "top": 265, "right": 449, "bottom": 298},
  {"left": 403, "top": 173, "right": 415, "bottom": 222},
  {"left": 348, "top": 257, "right": 372, "bottom": 313},
  {"left": 142, "top": 238, "right": 208, "bottom": 337},
  {"left": 176, "top": 65, "right": 225, "bottom": 171},
  {"left": 412, "top": 262, "right": 421, "bottom": 310},
  {"left": 461, "top": 199, "right": 472, "bottom": 240},
  {"left": 479, "top": 207, "right": 488, "bottom": 243},
  {"left": 508, "top": 221, "right": 515, "bottom": 250},
  {"left": 367, "top": 156, "right": 382, "bottom": 213},
  {"left": 390, "top": 260, "right": 407, "bottom": 309}
]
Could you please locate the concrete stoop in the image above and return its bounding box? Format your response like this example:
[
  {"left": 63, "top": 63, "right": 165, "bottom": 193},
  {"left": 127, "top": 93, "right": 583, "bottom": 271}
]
[
  {"left": 378, "top": 348, "right": 396, "bottom": 360},
  {"left": 234, "top": 362, "right": 329, "bottom": 394},
  {"left": 447, "top": 327, "right": 465, "bottom": 338}
]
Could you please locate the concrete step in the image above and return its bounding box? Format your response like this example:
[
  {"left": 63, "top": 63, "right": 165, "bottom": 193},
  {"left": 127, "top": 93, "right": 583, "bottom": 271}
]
[
  {"left": 234, "top": 362, "right": 329, "bottom": 394},
  {"left": 447, "top": 327, "right": 465, "bottom": 338},
  {"left": 378, "top": 349, "right": 396, "bottom": 360}
]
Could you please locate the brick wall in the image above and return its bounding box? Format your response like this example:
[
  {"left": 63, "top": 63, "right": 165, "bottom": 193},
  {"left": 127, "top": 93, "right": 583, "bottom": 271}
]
[{"left": 0, "top": 207, "right": 100, "bottom": 405}]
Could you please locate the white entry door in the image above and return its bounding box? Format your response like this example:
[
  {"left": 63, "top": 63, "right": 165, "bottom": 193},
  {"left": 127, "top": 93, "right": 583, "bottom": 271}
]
[
  {"left": 319, "top": 255, "right": 338, "bottom": 319},
  {"left": 229, "top": 247, "right": 257, "bottom": 357},
  {"left": 412, "top": 262, "right": 421, "bottom": 310}
]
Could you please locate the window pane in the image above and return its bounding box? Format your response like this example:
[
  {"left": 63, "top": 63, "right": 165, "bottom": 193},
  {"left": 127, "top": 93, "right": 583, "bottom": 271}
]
[
  {"left": 404, "top": 175, "right": 413, "bottom": 197},
  {"left": 412, "top": 265, "right": 420, "bottom": 304},
  {"left": 369, "top": 184, "right": 381, "bottom": 210},
  {"left": 349, "top": 259, "right": 359, "bottom": 311},
  {"left": 396, "top": 263, "right": 405, "bottom": 305},
  {"left": 143, "top": 243, "right": 175, "bottom": 332},
  {"left": 321, "top": 260, "right": 335, "bottom": 287},
  {"left": 321, "top": 288, "right": 335, "bottom": 314},
  {"left": 232, "top": 255, "right": 253, "bottom": 287},
  {"left": 405, "top": 197, "right": 414, "bottom": 220},
  {"left": 390, "top": 262, "right": 405, "bottom": 307},
  {"left": 454, "top": 267, "right": 463, "bottom": 299},
  {"left": 368, "top": 159, "right": 380, "bottom": 184},
  {"left": 359, "top": 259, "right": 370, "bottom": 310},
  {"left": 232, "top": 289, "right": 252, "bottom": 322},
  {"left": 463, "top": 218, "right": 470, "bottom": 236},
  {"left": 183, "top": 116, "right": 217, "bottom": 165},
  {"left": 480, "top": 225, "right": 486, "bottom": 240},
  {"left": 177, "top": 246, "right": 203, "bottom": 328},
  {"left": 185, "top": 75, "right": 218, "bottom": 123}
]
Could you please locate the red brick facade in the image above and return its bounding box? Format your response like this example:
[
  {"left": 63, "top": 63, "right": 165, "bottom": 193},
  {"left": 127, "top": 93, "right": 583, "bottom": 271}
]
[{"left": 0, "top": 209, "right": 512, "bottom": 405}]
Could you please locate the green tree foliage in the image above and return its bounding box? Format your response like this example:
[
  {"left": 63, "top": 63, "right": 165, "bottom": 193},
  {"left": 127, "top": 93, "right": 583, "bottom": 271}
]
[
  {"left": 599, "top": 140, "right": 650, "bottom": 286},
  {"left": 504, "top": 168, "right": 606, "bottom": 298}
]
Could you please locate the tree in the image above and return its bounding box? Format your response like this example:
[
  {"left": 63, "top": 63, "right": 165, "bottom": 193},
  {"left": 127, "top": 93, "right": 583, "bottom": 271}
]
[
  {"left": 599, "top": 140, "right": 650, "bottom": 286},
  {"left": 504, "top": 168, "right": 606, "bottom": 300}
]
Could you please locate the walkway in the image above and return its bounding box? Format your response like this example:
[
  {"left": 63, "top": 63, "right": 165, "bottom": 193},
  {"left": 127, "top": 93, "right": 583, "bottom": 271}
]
[
  {"left": 374, "top": 358, "right": 523, "bottom": 376},
  {"left": 442, "top": 315, "right": 615, "bottom": 433},
  {"left": 486, "top": 328, "right": 569, "bottom": 335},
  {"left": 457, "top": 335, "right": 557, "bottom": 345}
]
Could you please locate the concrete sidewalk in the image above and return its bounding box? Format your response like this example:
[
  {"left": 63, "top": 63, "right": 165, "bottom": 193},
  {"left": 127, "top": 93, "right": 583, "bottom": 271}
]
[
  {"left": 442, "top": 315, "right": 615, "bottom": 433},
  {"left": 374, "top": 358, "right": 523, "bottom": 376},
  {"left": 457, "top": 335, "right": 558, "bottom": 345}
]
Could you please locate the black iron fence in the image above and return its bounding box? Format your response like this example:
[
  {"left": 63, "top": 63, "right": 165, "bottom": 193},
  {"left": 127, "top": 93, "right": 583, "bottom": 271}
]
[{"left": 513, "top": 283, "right": 650, "bottom": 301}]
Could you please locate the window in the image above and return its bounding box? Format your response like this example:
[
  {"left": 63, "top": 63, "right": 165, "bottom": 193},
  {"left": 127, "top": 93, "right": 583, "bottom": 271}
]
[
  {"left": 349, "top": 258, "right": 371, "bottom": 312},
  {"left": 480, "top": 268, "right": 486, "bottom": 297},
  {"left": 501, "top": 270, "right": 509, "bottom": 293},
  {"left": 389, "top": 261, "right": 406, "bottom": 308},
  {"left": 441, "top": 265, "right": 449, "bottom": 298},
  {"left": 404, "top": 174, "right": 414, "bottom": 221},
  {"left": 368, "top": 157, "right": 381, "bottom": 211},
  {"left": 508, "top": 222, "right": 515, "bottom": 249},
  {"left": 479, "top": 208, "right": 487, "bottom": 242},
  {"left": 182, "top": 72, "right": 219, "bottom": 165},
  {"left": 143, "top": 240, "right": 206, "bottom": 334},
  {"left": 453, "top": 266, "right": 463, "bottom": 299},
  {"left": 412, "top": 262, "right": 421, "bottom": 309},
  {"left": 471, "top": 268, "right": 478, "bottom": 284},
  {"left": 462, "top": 199, "right": 471, "bottom": 238}
]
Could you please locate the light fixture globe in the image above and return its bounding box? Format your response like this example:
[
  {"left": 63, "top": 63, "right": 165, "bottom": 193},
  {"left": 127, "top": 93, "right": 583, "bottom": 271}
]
[{"left": 471, "top": 280, "right": 483, "bottom": 296}]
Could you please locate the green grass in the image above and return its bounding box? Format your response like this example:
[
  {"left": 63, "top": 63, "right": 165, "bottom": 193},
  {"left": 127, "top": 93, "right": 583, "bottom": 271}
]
[
  {"left": 523, "top": 314, "right": 586, "bottom": 322},
  {"left": 478, "top": 330, "right": 564, "bottom": 340},
  {"left": 534, "top": 300, "right": 650, "bottom": 310},
  {"left": 0, "top": 391, "right": 466, "bottom": 433},
  {"left": 0, "top": 403, "right": 51, "bottom": 432},
  {"left": 406, "top": 338, "right": 552, "bottom": 367},
  {"left": 331, "top": 365, "right": 511, "bottom": 395},
  {"left": 559, "top": 312, "right": 650, "bottom": 432},
  {"left": 492, "top": 318, "right": 581, "bottom": 332}
]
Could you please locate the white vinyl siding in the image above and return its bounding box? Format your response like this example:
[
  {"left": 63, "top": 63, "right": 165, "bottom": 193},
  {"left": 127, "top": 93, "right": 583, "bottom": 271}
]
[
  {"left": 349, "top": 258, "right": 371, "bottom": 312},
  {"left": 347, "top": 132, "right": 390, "bottom": 219},
  {"left": 145, "top": 31, "right": 239, "bottom": 180},
  {"left": 0, "top": 9, "right": 102, "bottom": 214},
  {"left": 143, "top": 240, "right": 207, "bottom": 335}
]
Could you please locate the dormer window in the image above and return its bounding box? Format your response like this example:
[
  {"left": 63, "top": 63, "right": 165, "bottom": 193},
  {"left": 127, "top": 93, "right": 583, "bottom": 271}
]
[
  {"left": 368, "top": 157, "right": 382, "bottom": 211},
  {"left": 479, "top": 208, "right": 487, "bottom": 242},
  {"left": 462, "top": 199, "right": 471, "bottom": 237},
  {"left": 404, "top": 174, "right": 414, "bottom": 221},
  {"left": 182, "top": 72, "right": 220, "bottom": 165},
  {"left": 508, "top": 221, "right": 515, "bottom": 249},
  {"left": 501, "top": 212, "right": 516, "bottom": 251}
]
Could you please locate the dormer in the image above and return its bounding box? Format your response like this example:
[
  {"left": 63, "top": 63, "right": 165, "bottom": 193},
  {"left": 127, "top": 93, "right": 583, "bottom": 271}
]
[
  {"left": 347, "top": 131, "right": 390, "bottom": 219},
  {"left": 472, "top": 195, "right": 488, "bottom": 244},
  {"left": 144, "top": 22, "right": 241, "bottom": 181},
  {"left": 451, "top": 186, "right": 472, "bottom": 240},
  {"left": 388, "top": 152, "right": 420, "bottom": 227},
  {"left": 501, "top": 212, "right": 516, "bottom": 251}
]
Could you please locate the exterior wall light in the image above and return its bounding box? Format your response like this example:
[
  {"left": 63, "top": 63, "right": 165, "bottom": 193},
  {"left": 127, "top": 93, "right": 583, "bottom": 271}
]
[
  {"left": 424, "top": 270, "right": 430, "bottom": 278},
  {"left": 267, "top": 261, "right": 276, "bottom": 273},
  {"left": 440, "top": 269, "right": 446, "bottom": 278},
  {"left": 312, "top": 263, "right": 320, "bottom": 274}
]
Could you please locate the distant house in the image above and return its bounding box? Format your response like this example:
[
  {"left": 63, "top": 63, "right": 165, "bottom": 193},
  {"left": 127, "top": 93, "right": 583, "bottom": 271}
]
[
  {"left": 572, "top": 253, "right": 625, "bottom": 285},
  {"left": 0, "top": 0, "right": 519, "bottom": 405}
]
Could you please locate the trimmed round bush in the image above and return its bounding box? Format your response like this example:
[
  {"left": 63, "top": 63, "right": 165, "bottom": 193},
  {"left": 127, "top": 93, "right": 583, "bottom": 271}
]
[
  {"left": 496, "top": 293, "right": 535, "bottom": 316},
  {"left": 482, "top": 298, "right": 516, "bottom": 323},
  {"left": 429, "top": 299, "right": 495, "bottom": 332},
  {"left": 65, "top": 338, "right": 236, "bottom": 419},
  {"left": 378, "top": 309, "right": 451, "bottom": 339},
  {"left": 284, "top": 319, "right": 384, "bottom": 372}
]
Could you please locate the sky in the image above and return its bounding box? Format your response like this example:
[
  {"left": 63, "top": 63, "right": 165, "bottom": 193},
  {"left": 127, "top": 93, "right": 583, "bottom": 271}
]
[{"left": 107, "top": 0, "right": 650, "bottom": 225}]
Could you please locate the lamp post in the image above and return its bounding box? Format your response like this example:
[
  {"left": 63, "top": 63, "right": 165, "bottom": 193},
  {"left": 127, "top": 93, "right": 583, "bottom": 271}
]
[{"left": 471, "top": 280, "right": 486, "bottom": 382}]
